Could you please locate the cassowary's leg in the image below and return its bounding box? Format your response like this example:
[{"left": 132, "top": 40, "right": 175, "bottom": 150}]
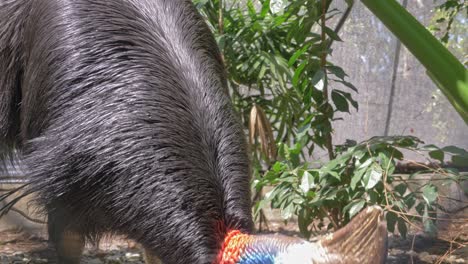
[
  {"left": 47, "top": 209, "right": 85, "bottom": 264},
  {"left": 144, "top": 248, "right": 163, "bottom": 264}
]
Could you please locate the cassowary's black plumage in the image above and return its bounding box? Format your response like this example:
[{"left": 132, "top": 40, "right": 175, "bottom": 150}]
[{"left": 1, "top": 0, "right": 251, "bottom": 263}]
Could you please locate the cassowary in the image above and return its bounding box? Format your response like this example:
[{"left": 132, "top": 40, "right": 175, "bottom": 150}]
[{"left": 0, "top": 0, "right": 387, "bottom": 263}]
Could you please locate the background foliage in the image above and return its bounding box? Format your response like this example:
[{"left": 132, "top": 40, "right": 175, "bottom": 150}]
[
  {"left": 429, "top": 0, "right": 467, "bottom": 65},
  {"left": 194, "top": 0, "right": 467, "bottom": 239}
]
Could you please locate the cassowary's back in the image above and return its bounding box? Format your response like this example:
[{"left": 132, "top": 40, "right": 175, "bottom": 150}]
[{"left": 1, "top": 0, "right": 252, "bottom": 263}]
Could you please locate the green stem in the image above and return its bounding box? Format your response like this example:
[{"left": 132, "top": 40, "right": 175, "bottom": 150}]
[
  {"left": 218, "top": 0, "right": 223, "bottom": 35},
  {"left": 361, "top": 0, "right": 468, "bottom": 124}
]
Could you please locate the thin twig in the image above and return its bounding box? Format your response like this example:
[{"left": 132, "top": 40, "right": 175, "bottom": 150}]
[
  {"left": 218, "top": 0, "right": 225, "bottom": 64},
  {"left": 9, "top": 207, "right": 46, "bottom": 225},
  {"left": 435, "top": 241, "right": 466, "bottom": 264},
  {"left": 218, "top": 0, "right": 224, "bottom": 35},
  {"left": 410, "top": 234, "right": 416, "bottom": 264},
  {"left": 321, "top": 208, "right": 338, "bottom": 231},
  {"left": 320, "top": 0, "right": 335, "bottom": 161},
  {"left": 0, "top": 188, "right": 20, "bottom": 192},
  {"left": 327, "top": 1, "right": 353, "bottom": 50}
]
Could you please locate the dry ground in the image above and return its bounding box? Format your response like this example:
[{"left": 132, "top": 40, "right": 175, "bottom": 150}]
[{"left": 0, "top": 224, "right": 466, "bottom": 264}]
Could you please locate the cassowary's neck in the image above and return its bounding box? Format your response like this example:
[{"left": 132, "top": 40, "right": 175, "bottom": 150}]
[
  {"left": 216, "top": 230, "right": 336, "bottom": 263},
  {"left": 215, "top": 206, "right": 388, "bottom": 264}
]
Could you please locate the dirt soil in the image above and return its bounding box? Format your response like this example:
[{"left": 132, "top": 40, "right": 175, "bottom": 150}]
[{"left": 0, "top": 227, "right": 466, "bottom": 264}]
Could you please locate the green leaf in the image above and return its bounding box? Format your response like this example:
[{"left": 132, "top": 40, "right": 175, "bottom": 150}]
[
  {"left": 293, "top": 61, "right": 307, "bottom": 87},
  {"left": 363, "top": 165, "right": 383, "bottom": 189},
  {"left": 394, "top": 183, "right": 407, "bottom": 196},
  {"left": 331, "top": 90, "right": 349, "bottom": 113},
  {"left": 377, "top": 150, "right": 391, "bottom": 166},
  {"left": 347, "top": 200, "right": 366, "bottom": 218},
  {"left": 246, "top": 0, "right": 257, "bottom": 18},
  {"left": 272, "top": 161, "right": 285, "bottom": 172},
  {"left": 429, "top": 149, "right": 444, "bottom": 162},
  {"left": 281, "top": 202, "right": 294, "bottom": 220},
  {"left": 324, "top": 26, "right": 342, "bottom": 41},
  {"left": 422, "top": 184, "right": 438, "bottom": 205},
  {"left": 311, "top": 70, "right": 325, "bottom": 91},
  {"left": 296, "top": 122, "right": 312, "bottom": 142},
  {"left": 422, "top": 144, "right": 439, "bottom": 151},
  {"left": 320, "top": 157, "right": 344, "bottom": 174},
  {"left": 364, "top": 189, "right": 378, "bottom": 203},
  {"left": 403, "top": 193, "right": 416, "bottom": 209},
  {"left": 386, "top": 211, "right": 397, "bottom": 233},
  {"left": 442, "top": 145, "right": 467, "bottom": 155},
  {"left": 397, "top": 218, "right": 408, "bottom": 238},
  {"left": 393, "top": 200, "right": 405, "bottom": 210},
  {"left": 423, "top": 209, "right": 437, "bottom": 237},
  {"left": 350, "top": 167, "right": 367, "bottom": 190},
  {"left": 261, "top": 0, "right": 271, "bottom": 18},
  {"left": 452, "top": 154, "right": 468, "bottom": 166},
  {"left": 357, "top": 157, "right": 374, "bottom": 170},
  {"left": 324, "top": 171, "right": 341, "bottom": 180},
  {"left": 289, "top": 44, "right": 311, "bottom": 66},
  {"left": 415, "top": 202, "right": 425, "bottom": 216},
  {"left": 390, "top": 148, "right": 404, "bottom": 160},
  {"left": 322, "top": 188, "right": 339, "bottom": 200},
  {"left": 334, "top": 79, "right": 358, "bottom": 92},
  {"left": 263, "top": 170, "right": 278, "bottom": 182},
  {"left": 326, "top": 65, "right": 347, "bottom": 80},
  {"left": 334, "top": 90, "right": 358, "bottom": 111},
  {"left": 300, "top": 171, "right": 315, "bottom": 193}
]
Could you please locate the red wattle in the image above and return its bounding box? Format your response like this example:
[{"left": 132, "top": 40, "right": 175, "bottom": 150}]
[{"left": 215, "top": 230, "right": 252, "bottom": 264}]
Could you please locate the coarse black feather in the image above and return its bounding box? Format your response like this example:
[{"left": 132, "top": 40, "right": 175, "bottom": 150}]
[{"left": 0, "top": 0, "right": 252, "bottom": 263}]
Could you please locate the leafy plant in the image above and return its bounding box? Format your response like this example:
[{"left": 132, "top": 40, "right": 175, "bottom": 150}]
[
  {"left": 429, "top": 0, "right": 467, "bottom": 45},
  {"left": 195, "top": 0, "right": 356, "bottom": 158},
  {"left": 254, "top": 135, "right": 467, "bottom": 238}
]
